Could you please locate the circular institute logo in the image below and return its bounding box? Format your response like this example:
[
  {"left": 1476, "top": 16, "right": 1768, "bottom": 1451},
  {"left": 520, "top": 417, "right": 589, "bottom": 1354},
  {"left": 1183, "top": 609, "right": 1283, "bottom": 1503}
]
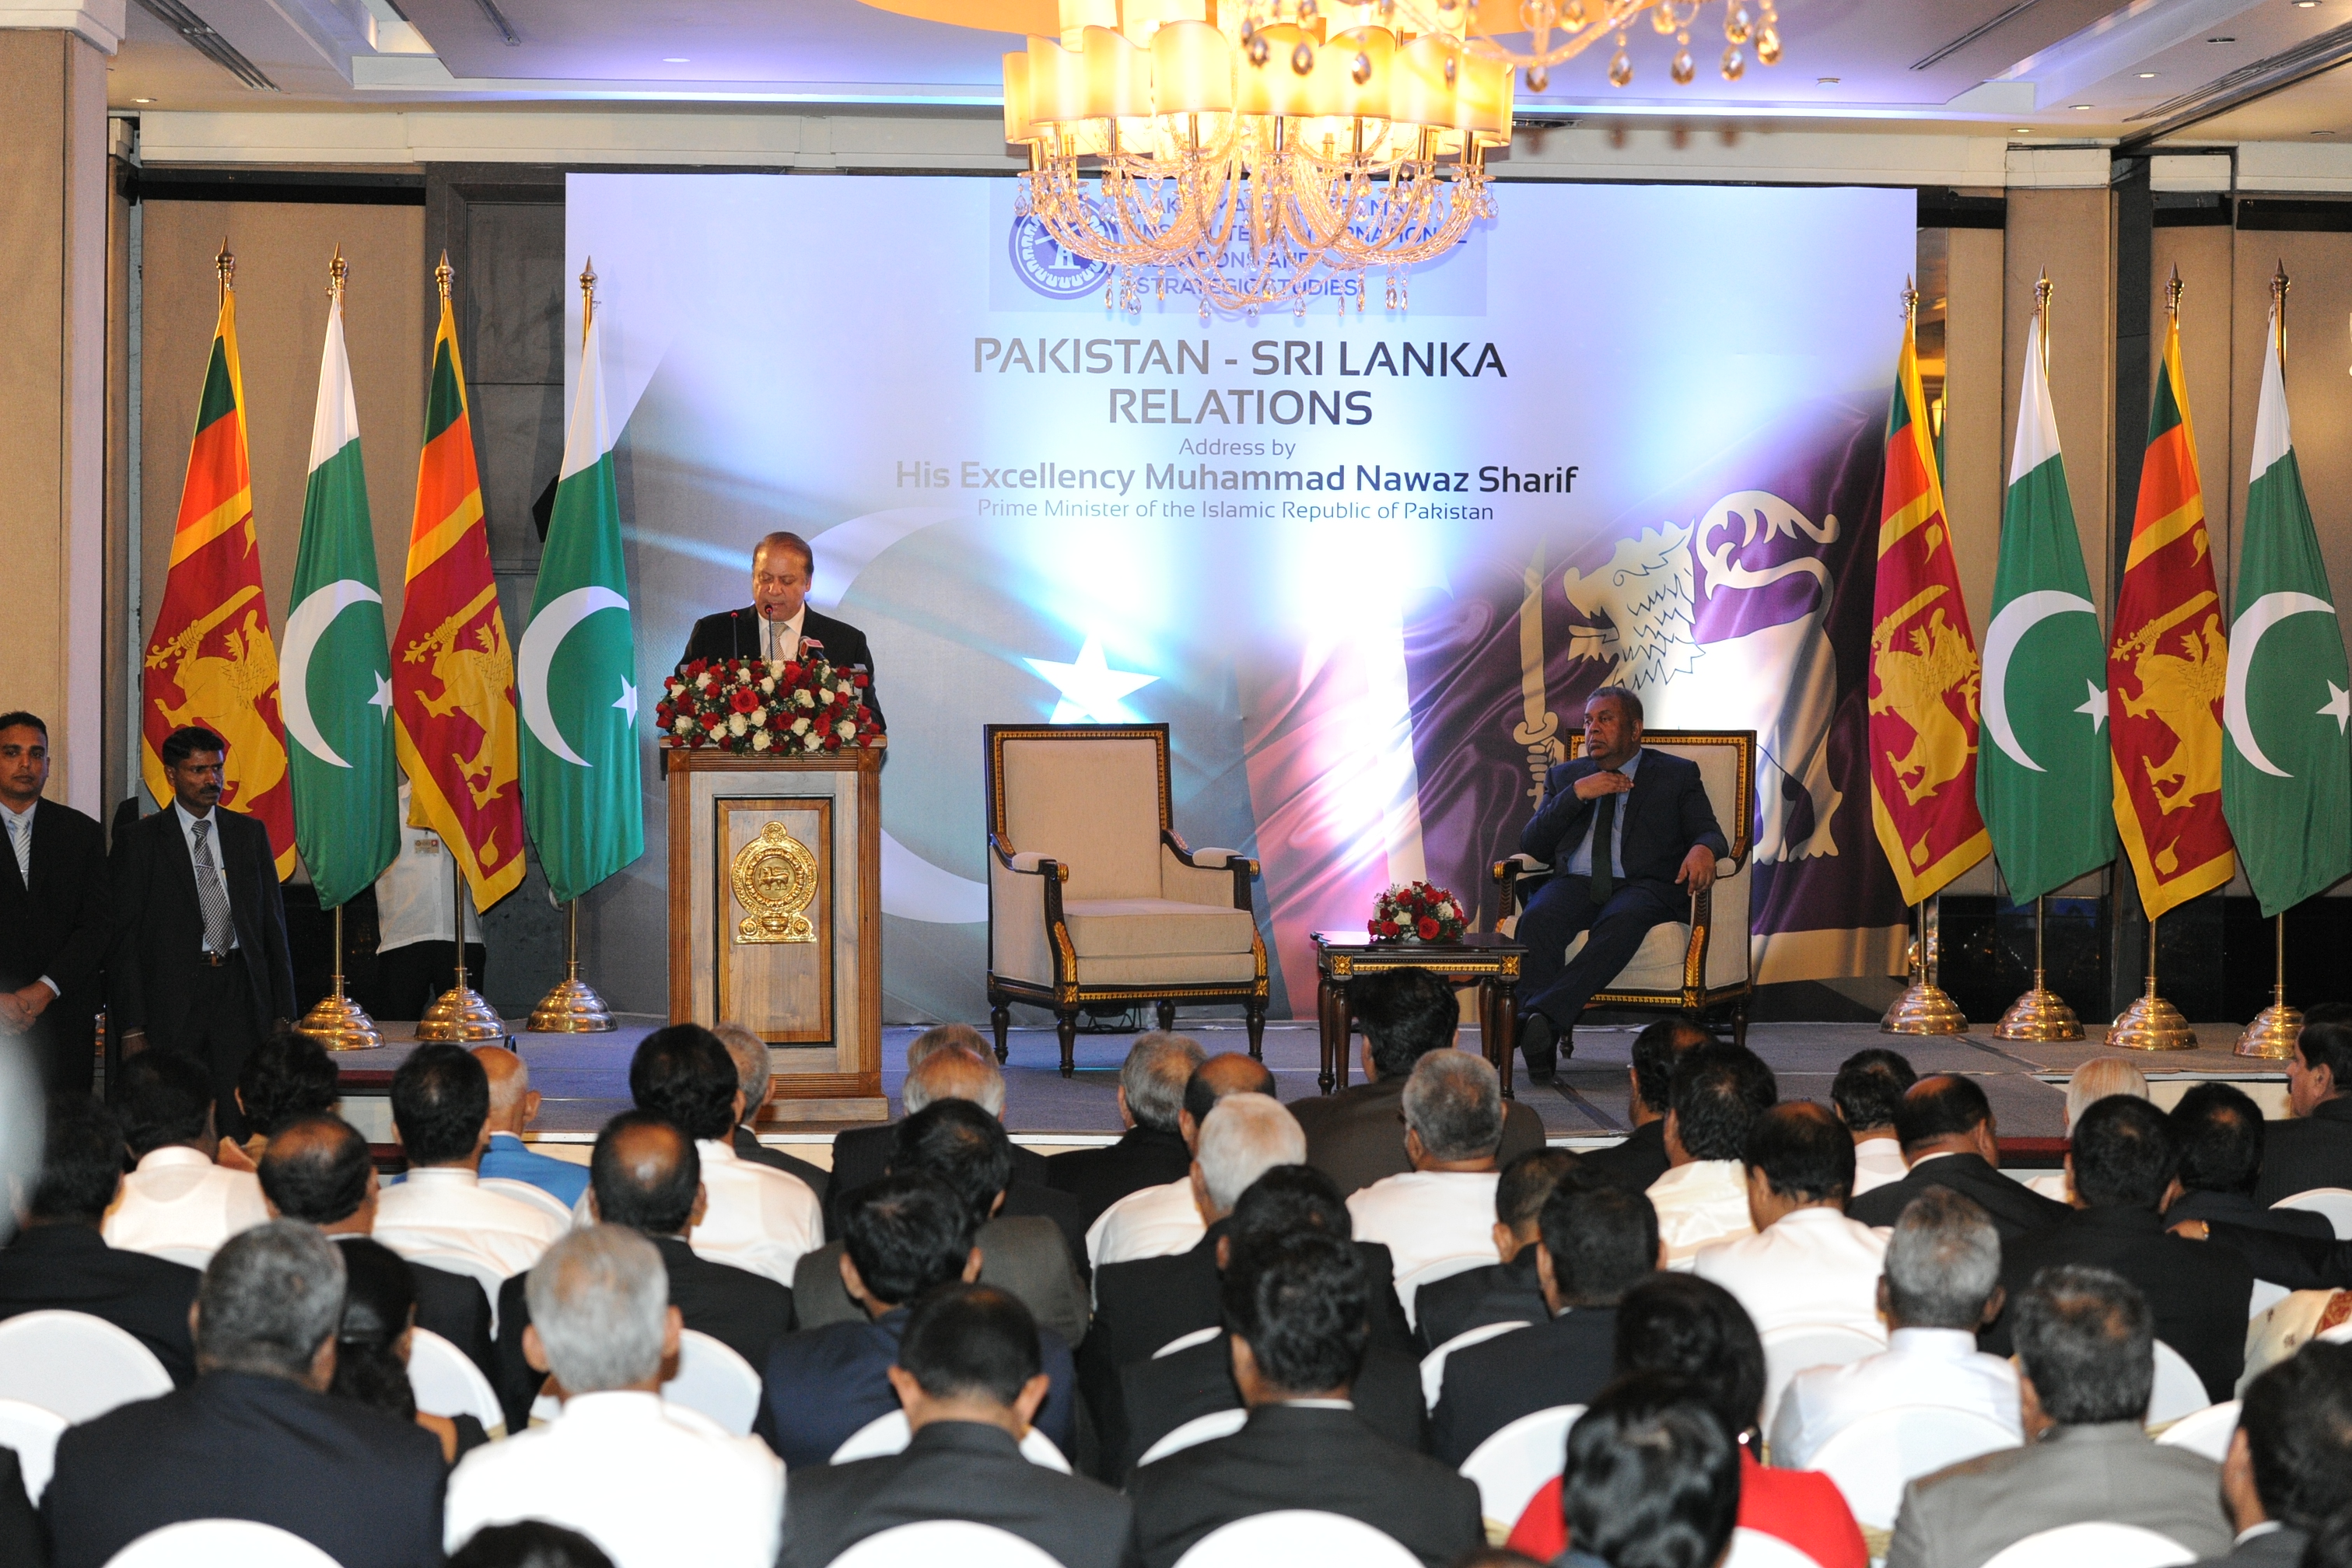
[{"left": 1009, "top": 215, "right": 1110, "bottom": 300}]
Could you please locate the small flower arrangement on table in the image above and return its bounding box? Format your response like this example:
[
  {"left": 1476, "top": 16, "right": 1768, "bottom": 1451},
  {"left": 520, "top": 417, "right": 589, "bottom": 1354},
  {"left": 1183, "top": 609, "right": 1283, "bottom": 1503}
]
[
  {"left": 1368, "top": 880, "right": 1468, "bottom": 943},
  {"left": 656, "top": 653, "right": 883, "bottom": 754}
]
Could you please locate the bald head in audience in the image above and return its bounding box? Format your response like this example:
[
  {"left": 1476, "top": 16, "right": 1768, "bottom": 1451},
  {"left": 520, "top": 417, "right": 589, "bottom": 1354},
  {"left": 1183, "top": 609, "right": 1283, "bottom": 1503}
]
[
  {"left": 474, "top": 1045, "right": 542, "bottom": 1139},
  {"left": 590, "top": 1112, "right": 705, "bottom": 1239},
  {"left": 259, "top": 1115, "right": 380, "bottom": 1234},
  {"left": 1178, "top": 1054, "right": 1279, "bottom": 1153}
]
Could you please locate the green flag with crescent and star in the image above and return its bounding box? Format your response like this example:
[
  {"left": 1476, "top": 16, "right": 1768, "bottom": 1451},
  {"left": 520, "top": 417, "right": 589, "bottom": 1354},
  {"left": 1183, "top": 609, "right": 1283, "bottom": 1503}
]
[
  {"left": 519, "top": 289, "right": 642, "bottom": 905},
  {"left": 287, "top": 278, "right": 399, "bottom": 908},
  {"left": 1976, "top": 309, "right": 2117, "bottom": 901},
  {"left": 2221, "top": 303, "right": 2352, "bottom": 915}
]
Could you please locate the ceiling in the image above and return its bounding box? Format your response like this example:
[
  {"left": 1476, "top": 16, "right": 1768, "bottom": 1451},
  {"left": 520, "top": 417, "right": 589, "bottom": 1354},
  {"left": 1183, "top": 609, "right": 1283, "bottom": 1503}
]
[{"left": 100, "top": 0, "right": 2352, "bottom": 146}]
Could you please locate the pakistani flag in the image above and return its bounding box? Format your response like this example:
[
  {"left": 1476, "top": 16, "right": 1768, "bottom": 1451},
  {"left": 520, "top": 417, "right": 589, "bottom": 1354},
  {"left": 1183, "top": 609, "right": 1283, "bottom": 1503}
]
[
  {"left": 1975, "top": 311, "right": 2117, "bottom": 901},
  {"left": 286, "top": 286, "right": 398, "bottom": 908},
  {"left": 519, "top": 296, "right": 642, "bottom": 905},
  {"left": 2221, "top": 307, "right": 2352, "bottom": 915}
]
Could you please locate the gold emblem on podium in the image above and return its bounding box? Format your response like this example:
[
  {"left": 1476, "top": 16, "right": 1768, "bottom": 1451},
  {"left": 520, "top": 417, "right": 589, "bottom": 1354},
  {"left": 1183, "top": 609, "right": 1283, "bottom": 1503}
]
[{"left": 730, "top": 822, "right": 819, "bottom": 943}]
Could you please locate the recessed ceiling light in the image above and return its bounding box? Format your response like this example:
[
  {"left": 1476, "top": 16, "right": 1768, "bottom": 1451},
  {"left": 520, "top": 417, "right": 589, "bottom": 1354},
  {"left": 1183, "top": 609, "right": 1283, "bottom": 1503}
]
[
  {"left": 2294, "top": 2, "right": 2319, "bottom": 9},
  {"left": 2015, "top": 126, "right": 2034, "bottom": 133},
  {"left": 1817, "top": 75, "right": 1839, "bottom": 85},
  {"left": 2209, "top": 35, "right": 2237, "bottom": 41},
  {"left": 2071, "top": 103, "right": 2093, "bottom": 109},
  {"left": 663, "top": 56, "right": 689, "bottom": 62},
  {"left": 2138, "top": 72, "right": 2158, "bottom": 78},
  {"left": 132, "top": 96, "right": 155, "bottom": 103}
]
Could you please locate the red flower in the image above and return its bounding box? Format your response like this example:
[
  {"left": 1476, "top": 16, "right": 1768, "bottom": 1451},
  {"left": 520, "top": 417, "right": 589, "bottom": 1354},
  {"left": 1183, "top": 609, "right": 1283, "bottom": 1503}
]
[
  {"left": 782, "top": 660, "right": 804, "bottom": 684},
  {"left": 852, "top": 673, "right": 869, "bottom": 688},
  {"left": 729, "top": 688, "right": 758, "bottom": 715},
  {"left": 1416, "top": 915, "right": 1440, "bottom": 940},
  {"left": 1380, "top": 919, "right": 1402, "bottom": 937}
]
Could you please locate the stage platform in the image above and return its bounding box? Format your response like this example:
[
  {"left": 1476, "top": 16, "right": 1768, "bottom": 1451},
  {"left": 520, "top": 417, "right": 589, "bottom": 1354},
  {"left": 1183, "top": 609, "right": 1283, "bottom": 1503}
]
[{"left": 327, "top": 1018, "right": 2289, "bottom": 1164}]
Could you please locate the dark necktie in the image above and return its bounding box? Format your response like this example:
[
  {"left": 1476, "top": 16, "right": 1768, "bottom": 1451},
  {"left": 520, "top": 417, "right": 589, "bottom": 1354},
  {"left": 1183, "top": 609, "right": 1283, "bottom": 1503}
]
[{"left": 1590, "top": 789, "right": 1617, "bottom": 902}]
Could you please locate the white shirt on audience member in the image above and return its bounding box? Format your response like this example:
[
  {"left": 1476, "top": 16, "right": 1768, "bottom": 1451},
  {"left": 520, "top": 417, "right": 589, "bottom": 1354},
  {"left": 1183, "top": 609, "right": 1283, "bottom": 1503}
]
[
  {"left": 374, "top": 1165, "right": 569, "bottom": 1278},
  {"left": 443, "top": 1389, "right": 782, "bottom": 1568},
  {"left": 687, "top": 1137, "right": 822, "bottom": 1286},
  {"left": 1691, "top": 1204, "right": 1890, "bottom": 1339},
  {"left": 1853, "top": 1136, "right": 1909, "bottom": 1197},
  {"left": 1088, "top": 1176, "right": 1204, "bottom": 1270},
  {"left": 101, "top": 1146, "right": 269, "bottom": 1258},
  {"left": 1345, "top": 1169, "right": 1503, "bottom": 1283},
  {"left": 1646, "top": 1159, "right": 1754, "bottom": 1268},
  {"left": 1766, "top": 1325, "right": 2022, "bottom": 1472}
]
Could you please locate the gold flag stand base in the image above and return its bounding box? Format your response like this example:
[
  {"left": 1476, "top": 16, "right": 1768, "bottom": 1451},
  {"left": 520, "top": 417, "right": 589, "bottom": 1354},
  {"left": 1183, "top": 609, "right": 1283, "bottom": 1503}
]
[
  {"left": 2236, "top": 913, "right": 2300, "bottom": 1059},
  {"left": 1994, "top": 898, "right": 2082, "bottom": 1042},
  {"left": 296, "top": 906, "right": 382, "bottom": 1051},
  {"left": 2107, "top": 908, "right": 2196, "bottom": 1052},
  {"left": 527, "top": 901, "right": 615, "bottom": 1034},
  {"left": 1883, "top": 898, "right": 1968, "bottom": 1035},
  {"left": 413, "top": 865, "right": 504, "bottom": 1042}
]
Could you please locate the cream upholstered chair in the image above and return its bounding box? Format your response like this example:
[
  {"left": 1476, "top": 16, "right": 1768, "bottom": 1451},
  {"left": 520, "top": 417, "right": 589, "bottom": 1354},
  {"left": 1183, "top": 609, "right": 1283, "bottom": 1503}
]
[
  {"left": 1492, "top": 729, "right": 1755, "bottom": 1052},
  {"left": 985, "top": 724, "right": 1268, "bottom": 1076}
]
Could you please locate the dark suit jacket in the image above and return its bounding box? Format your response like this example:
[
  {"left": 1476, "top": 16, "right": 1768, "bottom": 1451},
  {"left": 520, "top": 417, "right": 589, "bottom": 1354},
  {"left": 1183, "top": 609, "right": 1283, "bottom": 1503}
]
[
  {"left": 681, "top": 605, "right": 884, "bottom": 728},
  {"left": 1290, "top": 1076, "right": 1547, "bottom": 1199},
  {"left": 1123, "top": 1402, "right": 1485, "bottom": 1568},
  {"left": 1047, "top": 1125, "right": 1194, "bottom": 1228},
  {"left": 42, "top": 1370, "right": 446, "bottom": 1568},
  {"left": 1985, "top": 1206, "right": 2252, "bottom": 1403},
  {"left": 2194, "top": 1525, "right": 2309, "bottom": 1567},
  {"left": 393, "top": 1248, "right": 496, "bottom": 1383},
  {"left": 825, "top": 1119, "right": 1052, "bottom": 1234},
  {"left": 1412, "top": 1251, "right": 1546, "bottom": 1357},
  {"left": 754, "top": 1306, "right": 1076, "bottom": 1470},
  {"left": 2168, "top": 1188, "right": 2335, "bottom": 1242},
  {"left": 733, "top": 1122, "right": 831, "bottom": 1207},
  {"left": 2195, "top": 1222, "right": 2352, "bottom": 1293},
  {"left": 792, "top": 1216, "right": 1086, "bottom": 1349},
  {"left": 1116, "top": 1332, "right": 1427, "bottom": 1482},
  {"left": 1847, "top": 1151, "right": 2070, "bottom": 1242},
  {"left": 1580, "top": 1120, "right": 1672, "bottom": 1195},
  {"left": 0, "top": 797, "right": 108, "bottom": 1089},
  {"left": 1431, "top": 1304, "right": 1617, "bottom": 1465},
  {"left": 0, "top": 1223, "right": 200, "bottom": 1384},
  {"left": 1520, "top": 748, "right": 1729, "bottom": 896},
  {"left": 0, "top": 1448, "right": 36, "bottom": 1568},
  {"left": 107, "top": 803, "right": 295, "bottom": 1048},
  {"left": 2252, "top": 1099, "right": 2352, "bottom": 1207},
  {"left": 781, "top": 1419, "right": 1132, "bottom": 1568}
]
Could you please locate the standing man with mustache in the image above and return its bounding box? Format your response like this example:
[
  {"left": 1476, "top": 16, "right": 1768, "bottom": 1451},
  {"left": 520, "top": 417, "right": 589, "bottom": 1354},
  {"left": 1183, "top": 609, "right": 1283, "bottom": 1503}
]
[
  {"left": 0, "top": 712, "right": 110, "bottom": 1091},
  {"left": 108, "top": 726, "right": 296, "bottom": 1140}
]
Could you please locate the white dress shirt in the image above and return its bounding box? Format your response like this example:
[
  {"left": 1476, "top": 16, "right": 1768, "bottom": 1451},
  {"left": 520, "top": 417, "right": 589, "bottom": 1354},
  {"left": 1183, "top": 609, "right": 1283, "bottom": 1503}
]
[
  {"left": 101, "top": 1146, "right": 270, "bottom": 1258},
  {"left": 1088, "top": 1176, "right": 1204, "bottom": 1269},
  {"left": 374, "top": 1165, "right": 569, "bottom": 1278},
  {"left": 688, "top": 1138, "right": 822, "bottom": 1286},
  {"left": 1852, "top": 1136, "right": 1909, "bottom": 1197},
  {"left": 1647, "top": 1159, "right": 1755, "bottom": 1267},
  {"left": 763, "top": 607, "right": 807, "bottom": 661},
  {"left": 1345, "top": 1169, "right": 1503, "bottom": 1282},
  {"left": 173, "top": 801, "right": 240, "bottom": 952},
  {"left": 1766, "top": 1326, "right": 2022, "bottom": 1471},
  {"left": 443, "top": 1390, "right": 783, "bottom": 1568},
  {"left": 1691, "top": 1204, "right": 1891, "bottom": 1338}
]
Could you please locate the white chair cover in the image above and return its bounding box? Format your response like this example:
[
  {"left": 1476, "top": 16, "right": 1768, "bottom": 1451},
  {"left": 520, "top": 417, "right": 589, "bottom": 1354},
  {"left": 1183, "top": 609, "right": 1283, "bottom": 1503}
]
[
  {"left": 1136, "top": 1408, "right": 1248, "bottom": 1466},
  {"left": 405, "top": 1327, "right": 505, "bottom": 1436},
  {"left": 1394, "top": 1255, "right": 1498, "bottom": 1329},
  {"left": 1170, "top": 1510, "right": 1421, "bottom": 1568},
  {"left": 1979, "top": 1521, "right": 2196, "bottom": 1568},
  {"left": 663, "top": 1329, "right": 762, "bottom": 1436},
  {"left": 1458, "top": 1402, "right": 1586, "bottom": 1531},
  {"left": 0, "top": 1397, "right": 68, "bottom": 1503},
  {"left": 830, "top": 1521, "right": 1064, "bottom": 1568},
  {"left": 2250, "top": 1279, "right": 2291, "bottom": 1319},
  {"left": 2154, "top": 1398, "right": 2241, "bottom": 1462},
  {"left": 1153, "top": 1326, "right": 1221, "bottom": 1360},
  {"left": 0, "top": 1310, "right": 174, "bottom": 1423},
  {"left": 479, "top": 1177, "right": 579, "bottom": 1224},
  {"left": 1759, "top": 1324, "right": 1884, "bottom": 1435},
  {"left": 399, "top": 1250, "right": 509, "bottom": 1339},
  {"left": 1420, "top": 1320, "right": 1532, "bottom": 1412},
  {"left": 2147, "top": 1340, "right": 2210, "bottom": 1428},
  {"left": 1801, "top": 1405, "right": 2020, "bottom": 1530},
  {"left": 2272, "top": 1188, "right": 2352, "bottom": 1240},
  {"left": 829, "top": 1409, "right": 1072, "bottom": 1472},
  {"left": 103, "top": 1518, "right": 343, "bottom": 1567},
  {"left": 1722, "top": 1528, "right": 1827, "bottom": 1568}
]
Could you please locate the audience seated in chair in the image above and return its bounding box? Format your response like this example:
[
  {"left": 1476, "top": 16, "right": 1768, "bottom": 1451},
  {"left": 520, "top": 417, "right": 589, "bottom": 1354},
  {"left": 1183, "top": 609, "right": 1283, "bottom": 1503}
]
[
  {"left": 1122, "top": 1228, "right": 1484, "bottom": 1568},
  {"left": 1413, "top": 1148, "right": 1584, "bottom": 1356},
  {"left": 1885, "top": 1264, "right": 2233, "bottom": 1568},
  {"left": 781, "top": 1283, "right": 1132, "bottom": 1568},
  {"left": 2253, "top": 1020, "right": 2352, "bottom": 1207},
  {"left": 1832, "top": 1048, "right": 1916, "bottom": 1199},
  {"left": 445, "top": 1226, "right": 784, "bottom": 1568},
  {"left": 756, "top": 1171, "right": 1077, "bottom": 1468},
  {"left": 2165, "top": 1083, "right": 2335, "bottom": 1241},
  {"left": 1291, "top": 969, "right": 1546, "bottom": 1199},
  {"left": 1048, "top": 1032, "right": 1206, "bottom": 1229},
  {"left": 331, "top": 1235, "right": 490, "bottom": 1464},
  {"left": 1433, "top": 1177, "right": 1659, "bottom": 1465},
  {"left": 1694, "top": 1101, "right": 1888, "bottom": 1338},
  {"left": 1347, "top": 1049, "right": 1510, "bottom": 1283},
  {"left": 1846, "top": 1075, "right": 2070, "bottom": 1242},
  {"left": 1088, "top": 1052, "right": 1272, "bottom": 1269},
  {"left": 373, "top": 1043, "right": 569, "bottom": 1278},
  {"left": 42, "top": 1221, "right": 447, "bottom": 1568},
  {"left": 1505, "top": 1273, "right": 1867, "bottom": 1568},
  {"left": 711, "top": 1020, "right": 834, "bottom": 1205},
  {"left": 493, "top": 1112, "right": 795, "bottom": 1431},
  {"left": 451, "top": 1520, "right": 616, "bottom": 1568},
  {"left": 101, "top": 1050, "right": 269, "bottom": 1258},
  {"left": 1646, "top": 1041, "right": 1776, "bottom": 1265},
  {"left": 1769, "top": 1187, "right": 2021, "bottom": 1470},
  {"left": 1985, "top": 1095, "right": 2251, "bottom": 1404},
  {"left": 228, "top": 1028, "right": 341, "bottom": 1168},
  {"left": 0, "top": 1092, "right": 201, "bottom": 1383},
  {"left": 472, "top": 1045, "right": 590, "bottom": 1209},
  {"left": 260, "top": 1114, "right": 498, "bottom": 1382},
  {"left": 2200, "top": 1341, "right": 2352, "bottom": 1566},
  {"left": 793, "top": 1099, "right": 1089, "bottom": 1348},
  {"left": 1580, "top": 1017, "right": 1711, "bottom": 1196},
  {"left": 1556, "top": 1374, "right": 1742, "bottom": 1568}
]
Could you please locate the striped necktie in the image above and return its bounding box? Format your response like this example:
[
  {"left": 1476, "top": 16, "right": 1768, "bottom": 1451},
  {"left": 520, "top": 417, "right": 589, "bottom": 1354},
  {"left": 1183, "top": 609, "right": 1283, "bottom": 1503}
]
[{"left": 191, "top": 819, "right": 236, "bottom": 955}]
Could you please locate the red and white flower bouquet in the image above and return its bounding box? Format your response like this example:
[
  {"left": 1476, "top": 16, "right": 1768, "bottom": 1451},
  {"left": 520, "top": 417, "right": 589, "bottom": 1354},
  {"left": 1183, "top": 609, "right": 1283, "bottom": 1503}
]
[
  {"left": 656, "top": 653, "right": 883, "bottom": 754},
  {"left": 1368, "top": 880, "right": 1468, "bottom": 943}
]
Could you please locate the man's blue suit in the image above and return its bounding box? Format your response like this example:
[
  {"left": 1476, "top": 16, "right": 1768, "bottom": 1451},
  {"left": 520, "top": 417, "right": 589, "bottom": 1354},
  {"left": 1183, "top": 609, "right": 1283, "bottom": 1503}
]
[{"left": 1515, "top": 747, "right": 1728, "bottom": 1066}]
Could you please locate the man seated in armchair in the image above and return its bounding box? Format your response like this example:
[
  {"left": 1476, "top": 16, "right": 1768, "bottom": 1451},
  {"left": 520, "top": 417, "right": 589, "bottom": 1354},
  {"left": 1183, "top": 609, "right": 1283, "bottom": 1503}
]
[{"left": 1513, "top": 685, "right": 1728, "bottom": 1083}]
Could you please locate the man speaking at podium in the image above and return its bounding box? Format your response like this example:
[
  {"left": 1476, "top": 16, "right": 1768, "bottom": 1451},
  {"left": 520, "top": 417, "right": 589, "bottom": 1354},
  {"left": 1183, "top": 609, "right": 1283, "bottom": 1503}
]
[{"left": 679, "top": 530, "right": 885, "bottom": 732}]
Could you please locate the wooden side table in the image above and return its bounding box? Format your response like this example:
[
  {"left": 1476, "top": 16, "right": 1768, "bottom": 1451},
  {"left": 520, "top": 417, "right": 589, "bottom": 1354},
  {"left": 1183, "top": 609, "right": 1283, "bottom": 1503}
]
[{"left": 1310, "top": 932, "right": 1526, "bottom": 1099}]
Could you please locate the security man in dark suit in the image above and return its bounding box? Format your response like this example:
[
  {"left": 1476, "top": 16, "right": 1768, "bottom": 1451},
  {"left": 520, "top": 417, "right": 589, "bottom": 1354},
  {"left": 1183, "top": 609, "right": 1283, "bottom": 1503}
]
[
  {"left": 108, "top": 725, "right": 296, "bottom": 1142},
  {"left": 677, "top": 529, "right": 886, "bottom": 731},
  {"left": 0, "top": 712, "right": 110, "bottom": 1091},
  {"left": 1847, "top": 1075, "right": 2070, "bottom": 1242},
  {"left": 1514, "top": 684, "right": 1729, "bottom": 1080}
]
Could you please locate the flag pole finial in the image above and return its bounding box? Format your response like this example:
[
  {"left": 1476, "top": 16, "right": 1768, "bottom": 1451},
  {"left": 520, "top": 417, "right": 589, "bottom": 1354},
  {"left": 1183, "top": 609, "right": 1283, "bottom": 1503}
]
[
  {"left": 215, "top": 241, "right": 235, "bottom": 300},
  {"left": 2273, "top": 261, "right": 2290, "bottom": 367},
  {"left": 579, "top": 257, "right": 597, "bottom": 344},
  {"left": 435, "top": 250, "right": 453, "bottom": 301},
  {"left": 1901, "top": 275, "right": 1917, "bottom": 320},
  {"left": 2165, "top": 263, "right": 2183, "bottom": 320},
  {"left": 327, "top": 244, "right": 346, "bottom": 302}
]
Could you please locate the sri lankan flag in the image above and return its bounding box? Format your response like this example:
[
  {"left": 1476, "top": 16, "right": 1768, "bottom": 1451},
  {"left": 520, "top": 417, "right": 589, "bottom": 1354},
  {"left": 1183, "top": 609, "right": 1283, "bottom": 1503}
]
[
  {"left": 2108, "top": 303, "right": 2234, "bottom": 919},
  {"left": 390, "top": 272, "right": 524, "bottom": 908},
  {"left": 142, "top": 270, "right": 296, "bottom": 878},
  {"left": 1867, "top": 301, "right": 1990, "bottom": 905}
]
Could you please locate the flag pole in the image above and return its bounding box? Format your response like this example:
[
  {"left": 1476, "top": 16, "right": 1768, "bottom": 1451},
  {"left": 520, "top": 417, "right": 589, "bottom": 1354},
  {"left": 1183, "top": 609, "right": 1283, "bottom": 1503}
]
[
  {"left": 2239, "top": 263, "right": 2302, "bottom": 1060},
  {"left": 2108, "top": 907, "right": 2196, "bottom": 1050},
  {"left": 1883, "top": 896, "right": 1967, "bottom": 1034},
  {"left": 416, "top": 848, "right": 504, "bottom": 1041},
  {"left": 296, "top": 903, "right": 384, "bottom": 1051}
]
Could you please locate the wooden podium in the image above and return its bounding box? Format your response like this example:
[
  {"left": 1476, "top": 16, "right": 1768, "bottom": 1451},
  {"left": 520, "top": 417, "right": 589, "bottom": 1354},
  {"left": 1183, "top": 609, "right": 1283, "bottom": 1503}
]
[{"left": 664, "top": 748, "right": 886, "bottom": 1121}]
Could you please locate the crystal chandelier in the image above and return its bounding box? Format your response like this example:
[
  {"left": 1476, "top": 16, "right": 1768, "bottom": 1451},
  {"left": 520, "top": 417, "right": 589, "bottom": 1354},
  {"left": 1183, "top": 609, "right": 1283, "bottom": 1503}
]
[{"left": 1405, "top": 0, "right": 1784, "bottom": 91}]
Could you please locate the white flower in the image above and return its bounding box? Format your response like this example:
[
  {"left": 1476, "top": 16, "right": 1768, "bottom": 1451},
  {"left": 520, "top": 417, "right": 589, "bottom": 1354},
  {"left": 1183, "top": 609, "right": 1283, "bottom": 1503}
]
[
  {"left": 728, "top": 713, "right": 747, "bottom": 737},
  {"left": 749, "top": 707, "right": 768, "bottom": 726},
  {"left": 797, "top": 689, "right": 816, "bottom": 709},
  {"left": 696, "top": 672, "right": 715, "bottom": 691},
  {"left": 759, "top": 677, "right": 775, "bottom": 696},
  {"left": 674, "top": 716, "right": 695, "bottom": 733},
  {"left": 751, "top": 730, "right": 772, "bottom": 752},
  {"left": 836, "top": 719, "right": 856, "bottom": 740},
  {"left": 792, "top": 716, "right": 810, "bottom": 736},
  {"left": 803, "top": 732, "right": 822, "bottom": 751}
]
